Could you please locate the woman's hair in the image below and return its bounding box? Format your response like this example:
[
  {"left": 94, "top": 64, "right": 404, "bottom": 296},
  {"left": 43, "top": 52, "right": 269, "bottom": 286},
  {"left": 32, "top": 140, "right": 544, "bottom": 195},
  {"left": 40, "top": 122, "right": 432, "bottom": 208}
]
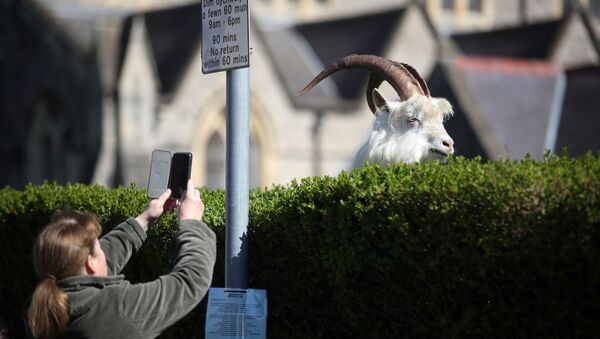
[{"left": 27, "top": 211, "right": 102, "bottom": 339}]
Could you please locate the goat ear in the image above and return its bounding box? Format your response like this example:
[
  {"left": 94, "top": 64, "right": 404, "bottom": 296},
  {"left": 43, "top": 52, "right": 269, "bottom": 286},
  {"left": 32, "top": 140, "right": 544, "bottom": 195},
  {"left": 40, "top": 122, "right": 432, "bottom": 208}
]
[{"left": 372, "top": 88, "right": 389, "bottom": 114}]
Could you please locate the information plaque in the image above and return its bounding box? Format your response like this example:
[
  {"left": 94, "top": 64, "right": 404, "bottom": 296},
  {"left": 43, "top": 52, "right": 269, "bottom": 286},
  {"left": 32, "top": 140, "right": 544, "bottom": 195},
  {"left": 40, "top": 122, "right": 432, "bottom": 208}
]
[{"left": 205, "top": 288, "right": 267, "bottom": 339}]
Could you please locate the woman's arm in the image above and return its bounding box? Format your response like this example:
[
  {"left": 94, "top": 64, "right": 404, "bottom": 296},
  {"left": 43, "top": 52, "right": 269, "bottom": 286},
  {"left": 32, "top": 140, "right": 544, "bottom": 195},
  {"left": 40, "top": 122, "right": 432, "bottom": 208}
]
[
  {"left": 116, "top": 180, "right": 217, "bottom": 336},
  {"left": 99, "top": 189, "right": 175, "bottom": 275},
  {"left": 98, "top": 218, "right": 147, "bottom": 275},
  {"left": 118, "top": 219, "right": 217, "bottom": 337}
]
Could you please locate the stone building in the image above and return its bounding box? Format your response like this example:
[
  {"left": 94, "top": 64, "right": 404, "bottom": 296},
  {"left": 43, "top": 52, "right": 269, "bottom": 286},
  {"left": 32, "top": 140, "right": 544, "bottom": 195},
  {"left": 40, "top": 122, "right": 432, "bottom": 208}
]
[
  {"left": 0, "top": 0, "right": 103, "bottom": 189},
  {"left": 9, "top": 0, "right": 600, "bottom": 189},
  {"left": 428, "top": 5, "right": 599, "bottom": 160},
  {"left": 110, "top": 1, "right": 439, "bottom": 189}
]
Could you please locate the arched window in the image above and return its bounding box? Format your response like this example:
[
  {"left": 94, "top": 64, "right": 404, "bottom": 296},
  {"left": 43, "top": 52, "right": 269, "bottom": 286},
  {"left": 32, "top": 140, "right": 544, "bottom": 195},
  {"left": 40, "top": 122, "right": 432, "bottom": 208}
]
[
  {"left": 26, "top": 94, "right": 67, "bottom": 185},
  {"left": 589, "top": 0, "right": 600, "bottom": 17},
  {"left": 194, "top": 97, "right": 273, "bottom": 190},
  {"left": 442, "top": 0, "right": 455, "bottom": 10},
  {"left": 468, "top": 0, "right": 482, "bottom": 12},
  {"left": 249, "top": 133, "right": 262, "bottom": 189},
  {"left": 204, "top": 132, "right": 262, "bottom": 190},
  {"left": 205, "top": 132, "right": 226, "bottom": 190}
]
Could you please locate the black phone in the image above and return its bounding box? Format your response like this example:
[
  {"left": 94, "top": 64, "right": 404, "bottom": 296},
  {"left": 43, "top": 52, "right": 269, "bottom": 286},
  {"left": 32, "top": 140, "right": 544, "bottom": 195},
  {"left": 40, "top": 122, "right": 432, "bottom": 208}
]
[{"left": 168, "top": 152, "right": 193, "bottom": 199}]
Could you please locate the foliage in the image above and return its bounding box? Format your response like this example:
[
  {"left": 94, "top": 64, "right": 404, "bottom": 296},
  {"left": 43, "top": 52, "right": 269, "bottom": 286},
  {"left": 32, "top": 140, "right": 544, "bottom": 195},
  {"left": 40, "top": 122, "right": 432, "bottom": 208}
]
[{"left": 1, "top": 154, "right": 599, "bottom": 338}]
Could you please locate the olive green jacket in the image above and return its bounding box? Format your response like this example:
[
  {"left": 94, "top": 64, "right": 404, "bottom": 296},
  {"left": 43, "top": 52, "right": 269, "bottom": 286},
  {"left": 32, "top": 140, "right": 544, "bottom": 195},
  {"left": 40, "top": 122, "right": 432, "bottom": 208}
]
[{"left": 57, "top": 218, "right": 217, "bottom": 338}]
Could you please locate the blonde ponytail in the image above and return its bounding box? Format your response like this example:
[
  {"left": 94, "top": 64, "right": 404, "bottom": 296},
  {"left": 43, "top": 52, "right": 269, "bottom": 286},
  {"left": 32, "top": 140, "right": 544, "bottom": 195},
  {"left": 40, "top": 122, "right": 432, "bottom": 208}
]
[
  {"left": 27, "top": 211, "right": 102, "bottom": 338},
  {"left": 28, "top": 277, "right": 69, "bottom": 339}
]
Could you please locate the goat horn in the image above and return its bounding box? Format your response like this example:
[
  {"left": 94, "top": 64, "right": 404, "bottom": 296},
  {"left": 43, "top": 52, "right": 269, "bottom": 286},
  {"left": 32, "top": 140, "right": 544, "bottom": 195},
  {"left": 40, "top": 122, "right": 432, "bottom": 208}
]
[
  {"left": 365, "top": 73, "right": 385, "bottom": 113},
  {"left": 297, "top": 54, "right": 426, "bottom": 114},
  {"left": 394, "top": 62, "right": 430, "bottom": 97},
  {"left": 365, "top": 63, "right": 431, "bottom": 112}
]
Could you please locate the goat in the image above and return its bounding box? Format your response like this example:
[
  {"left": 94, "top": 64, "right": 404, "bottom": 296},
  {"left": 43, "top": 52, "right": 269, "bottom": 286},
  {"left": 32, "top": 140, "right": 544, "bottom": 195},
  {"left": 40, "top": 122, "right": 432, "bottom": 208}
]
[{"left": 298, "top": 54, "right": 455, "bottom": 167}]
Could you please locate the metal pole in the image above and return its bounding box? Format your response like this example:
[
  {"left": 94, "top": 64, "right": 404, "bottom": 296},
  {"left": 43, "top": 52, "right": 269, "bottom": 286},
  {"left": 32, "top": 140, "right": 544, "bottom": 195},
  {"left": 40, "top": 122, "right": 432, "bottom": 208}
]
[
  {"left": 311, "top": 110, "right": 324, "bottom": 177},
  {"left": 225, "top": 67, "right": 249, "bottom": 289}
]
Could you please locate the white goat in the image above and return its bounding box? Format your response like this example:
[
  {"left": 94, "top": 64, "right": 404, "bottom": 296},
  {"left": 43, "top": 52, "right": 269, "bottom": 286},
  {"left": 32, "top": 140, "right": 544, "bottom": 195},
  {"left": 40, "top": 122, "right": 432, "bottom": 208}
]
[{"left": 298, "top": 54, "right": 455, "bottom": 167}]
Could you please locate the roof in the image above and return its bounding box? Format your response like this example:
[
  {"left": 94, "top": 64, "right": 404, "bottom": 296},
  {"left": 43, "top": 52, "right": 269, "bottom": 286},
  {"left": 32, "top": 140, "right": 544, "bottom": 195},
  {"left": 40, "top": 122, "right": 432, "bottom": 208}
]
[
  {"left": 294, "top": 8, "right": 407, "bottom": 100},
  {"left": 259, "top": 6, "right": 410, "bottom": 110},
  {"left": 116, "top": 2, "right": 204, "bottom": 96},
  {"left": 555, "top": 65, "right": 600, "bottom": 156},
  {"left": 144, "top": 2, "right": 203, "bottom": 94},
  {"left": 455, "top": 56, "right": 565, "bottom": 160},
  {"left": 17, "top": 0, "right": 99, "bottom": 58},
  {"left": 1, "top": 0, "right": 103, "bottom": 187},
  {"left": 451, "top": 20, "right": 562, "bottom": 59},
  {"left": 426, "top": 62, "right": 491, "bottom": 159}
]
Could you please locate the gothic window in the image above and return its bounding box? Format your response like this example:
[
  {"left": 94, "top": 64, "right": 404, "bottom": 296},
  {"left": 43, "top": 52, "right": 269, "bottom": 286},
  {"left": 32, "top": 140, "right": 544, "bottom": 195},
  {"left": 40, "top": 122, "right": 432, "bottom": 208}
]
[
  {"left": 468, "top": 0, "right": 482, "bottom": 12},
  {"left": 249, "top": 133, "right": 262, "bottom": 189},
  {"left": 442, "top": 0, "right": 455, "bottom": 10},
  {"left": 26, "top": 94, "right": 67, "bottom": 184},
  {"left": 590, "top": 0, "right": 600, "bottom": 17},
  {"left": 206, "top": 132, "right": 226, "bottom": 190},
  {"left": 563, "top": 0, "right": 572, "bottom": 13},
  {"left": 204, "top": 131, "right": 263, "bottom": 189}
]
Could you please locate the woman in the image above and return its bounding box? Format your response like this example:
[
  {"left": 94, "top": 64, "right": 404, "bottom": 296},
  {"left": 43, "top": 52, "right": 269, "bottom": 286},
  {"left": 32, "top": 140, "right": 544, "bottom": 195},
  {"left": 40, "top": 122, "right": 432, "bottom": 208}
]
[{"left": 27, "top": 179, "right": 216, "bottom": 338}]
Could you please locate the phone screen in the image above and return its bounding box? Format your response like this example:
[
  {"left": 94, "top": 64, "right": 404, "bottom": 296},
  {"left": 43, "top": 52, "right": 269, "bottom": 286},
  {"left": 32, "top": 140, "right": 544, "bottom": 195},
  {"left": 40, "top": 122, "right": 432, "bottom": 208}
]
[{"left": 169, "top": 152, "right": 192, "bottom": 199}]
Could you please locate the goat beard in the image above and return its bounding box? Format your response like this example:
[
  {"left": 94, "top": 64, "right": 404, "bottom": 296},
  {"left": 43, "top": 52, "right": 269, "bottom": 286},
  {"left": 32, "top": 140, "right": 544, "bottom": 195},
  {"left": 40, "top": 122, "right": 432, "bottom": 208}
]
[{"left": 427, "top": 147, "right": 450, "bottom": 162}]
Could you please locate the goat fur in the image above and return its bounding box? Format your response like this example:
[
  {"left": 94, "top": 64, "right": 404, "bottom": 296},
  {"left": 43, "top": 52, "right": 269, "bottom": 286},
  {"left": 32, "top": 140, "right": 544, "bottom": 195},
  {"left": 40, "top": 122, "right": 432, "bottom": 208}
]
[{"left": 353, "top": 89, "right": 454, "bottom": 167}]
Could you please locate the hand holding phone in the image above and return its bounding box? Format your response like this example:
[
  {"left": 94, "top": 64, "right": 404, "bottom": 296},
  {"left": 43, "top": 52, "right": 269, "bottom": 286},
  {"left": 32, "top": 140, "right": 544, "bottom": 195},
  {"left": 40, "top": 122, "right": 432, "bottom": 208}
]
[{"left": 178, "top": 179, "right": 204, "bottom": 221}]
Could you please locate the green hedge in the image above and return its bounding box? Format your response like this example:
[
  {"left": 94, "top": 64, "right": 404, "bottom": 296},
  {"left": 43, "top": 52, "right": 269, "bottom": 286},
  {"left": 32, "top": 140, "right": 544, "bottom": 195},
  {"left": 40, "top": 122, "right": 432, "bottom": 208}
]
[{"left": 1, "top": 154, "right": 599, "bottom": 338}]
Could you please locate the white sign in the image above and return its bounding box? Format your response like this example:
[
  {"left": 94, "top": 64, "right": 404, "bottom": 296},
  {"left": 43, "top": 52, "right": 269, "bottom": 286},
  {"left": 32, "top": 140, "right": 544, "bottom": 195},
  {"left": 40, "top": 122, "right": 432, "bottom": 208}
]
[
  {"left": 201, "top": 0, "right": 250, "bottom": 74},
  {"left": 205, "top": 288, "right": 267, "bottom": 339}
]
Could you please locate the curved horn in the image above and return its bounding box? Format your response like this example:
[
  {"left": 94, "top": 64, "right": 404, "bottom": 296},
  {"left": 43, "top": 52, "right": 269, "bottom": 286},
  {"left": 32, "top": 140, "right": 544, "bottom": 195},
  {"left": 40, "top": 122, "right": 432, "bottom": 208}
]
[
  {"left": 297, "top": 54, "right": 426, "bottom": 113},
  {"left": 365, "top": 63, "right": 431, "bottom": 112},
  {"left": 365, "top": 73, "right": 385, "bottom": 113},
  {"left": 395, "top": 62, "right": 430, "bottom": 97}
]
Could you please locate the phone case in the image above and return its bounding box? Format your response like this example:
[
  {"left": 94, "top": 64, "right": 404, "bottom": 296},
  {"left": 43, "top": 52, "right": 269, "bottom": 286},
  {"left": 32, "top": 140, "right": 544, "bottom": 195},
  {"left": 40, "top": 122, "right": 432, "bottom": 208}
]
[{"left": 147, "top": 150, "right": 172, "bottom": 199}]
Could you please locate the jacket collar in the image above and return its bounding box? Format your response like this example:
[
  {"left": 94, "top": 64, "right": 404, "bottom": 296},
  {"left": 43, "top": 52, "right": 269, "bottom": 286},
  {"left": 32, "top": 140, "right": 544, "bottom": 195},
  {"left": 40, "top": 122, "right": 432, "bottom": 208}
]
[{"left": 58, "top": 275, "right": 125, "bottom": 291}]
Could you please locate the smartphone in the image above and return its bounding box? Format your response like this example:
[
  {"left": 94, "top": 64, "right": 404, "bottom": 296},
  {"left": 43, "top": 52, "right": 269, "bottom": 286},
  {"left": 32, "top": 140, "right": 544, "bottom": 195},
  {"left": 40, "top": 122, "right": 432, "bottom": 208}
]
[
  {"left": 169, "top": 152, "right": 193, "bottom": 199},
  {"left": 147, "top": 150, "right": 172, "bottom": 199}
]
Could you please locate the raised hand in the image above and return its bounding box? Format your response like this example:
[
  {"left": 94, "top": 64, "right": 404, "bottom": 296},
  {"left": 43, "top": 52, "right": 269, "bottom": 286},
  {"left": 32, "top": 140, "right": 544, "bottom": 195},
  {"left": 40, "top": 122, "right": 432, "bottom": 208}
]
[
  {"left": 136, "top": 189, "right": 174, "bottom": 231},
  {"left": 178, "top": 179, "right": 205, "bottom": 221}
]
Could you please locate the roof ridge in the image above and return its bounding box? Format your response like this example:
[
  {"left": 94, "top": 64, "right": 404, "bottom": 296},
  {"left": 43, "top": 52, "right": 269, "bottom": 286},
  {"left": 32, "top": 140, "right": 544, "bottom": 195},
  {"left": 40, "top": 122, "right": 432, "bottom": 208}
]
[{"left": 457, "top": 56, "right": 561, "bottom": 76}]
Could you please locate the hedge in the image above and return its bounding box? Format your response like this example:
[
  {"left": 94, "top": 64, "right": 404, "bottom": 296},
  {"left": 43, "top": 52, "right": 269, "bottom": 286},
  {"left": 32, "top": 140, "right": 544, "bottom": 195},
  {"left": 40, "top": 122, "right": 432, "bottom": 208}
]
[{"left": 1, "top": 154, "right": 599, "bottom": 338}]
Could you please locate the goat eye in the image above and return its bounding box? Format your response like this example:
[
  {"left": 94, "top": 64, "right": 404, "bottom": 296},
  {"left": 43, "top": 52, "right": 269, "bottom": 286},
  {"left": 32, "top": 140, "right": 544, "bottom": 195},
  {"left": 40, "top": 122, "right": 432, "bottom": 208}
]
[{"left": 408, "top": 117, "right": 420, "bottom": 124}]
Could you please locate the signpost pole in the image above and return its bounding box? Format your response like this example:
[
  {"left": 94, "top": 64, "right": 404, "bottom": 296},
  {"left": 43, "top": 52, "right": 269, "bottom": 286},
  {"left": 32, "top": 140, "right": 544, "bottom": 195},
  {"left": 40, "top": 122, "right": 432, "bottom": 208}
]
[
  {"left": 201, "top": 3, "right": 268, "bottom": 337},
  {"left": 201, "top": 0, "right": 250, "bottom": 291},
  {"left": 225, "top": 67, "right": 249, "bottom": 289}
]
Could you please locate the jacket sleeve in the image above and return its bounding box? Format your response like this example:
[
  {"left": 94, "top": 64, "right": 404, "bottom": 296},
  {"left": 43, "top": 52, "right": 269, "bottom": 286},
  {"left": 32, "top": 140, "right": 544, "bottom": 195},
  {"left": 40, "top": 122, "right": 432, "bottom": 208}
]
[
  {"left": 117, "top": 219, "right": 217, "bottom": 337},
  {"left": 99, "top": 218, "right": 147, "bottom": 275}
]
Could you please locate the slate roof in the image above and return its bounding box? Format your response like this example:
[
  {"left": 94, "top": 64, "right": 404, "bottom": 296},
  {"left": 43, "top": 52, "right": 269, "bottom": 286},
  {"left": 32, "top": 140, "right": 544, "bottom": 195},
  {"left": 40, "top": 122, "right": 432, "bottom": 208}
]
[
  {"left": 144, "top": 3, "right": 203, "bottom": 94},
  {"left": 428, "top": 56, "right": 568, "bottom": 160},
  {"left": 555, "top": 65, "right": 600, "bottom": 156},
  {"left": 115, "top": 3, "right": 203, "bottom": 96},
  {"left": 259, "top": 6, "right": 410, "bottom": 110},
  {"left": 426, "top": 62, "right": 490, "bottom": 159},
  {"left": 456, "top": 56, "right": 565, "bottom": 160},
  {"left": 451, "top": 20, "right": 562, "bottom": 58},
  {"left": 116, "top": 17, "right": 133, "bottom": 84},
  {"left": 1, "top": 0, "right": 102, "bottom": 187},
  {"left": 15, "top": 0, "right": 99, "bottom": 57},
  {"left": 295, "top": 8, "right": 406, "bottom": 100}
]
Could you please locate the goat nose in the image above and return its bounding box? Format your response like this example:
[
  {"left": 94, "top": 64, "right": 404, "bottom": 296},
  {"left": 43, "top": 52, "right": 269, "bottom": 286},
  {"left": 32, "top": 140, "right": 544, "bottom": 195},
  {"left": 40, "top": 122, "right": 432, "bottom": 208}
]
[{"left": 442, "top": 138, "right": 454, "bottom": 153}]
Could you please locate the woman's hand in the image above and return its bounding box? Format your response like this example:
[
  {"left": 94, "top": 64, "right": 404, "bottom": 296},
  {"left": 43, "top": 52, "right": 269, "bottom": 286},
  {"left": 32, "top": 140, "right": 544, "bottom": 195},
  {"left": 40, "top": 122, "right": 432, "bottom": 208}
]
[
  {"left": 135, "top": 189, "right": 177, "bottom": 232},
  {"left": 178, "top": 179, "right": 205, "bottom": 221}
]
